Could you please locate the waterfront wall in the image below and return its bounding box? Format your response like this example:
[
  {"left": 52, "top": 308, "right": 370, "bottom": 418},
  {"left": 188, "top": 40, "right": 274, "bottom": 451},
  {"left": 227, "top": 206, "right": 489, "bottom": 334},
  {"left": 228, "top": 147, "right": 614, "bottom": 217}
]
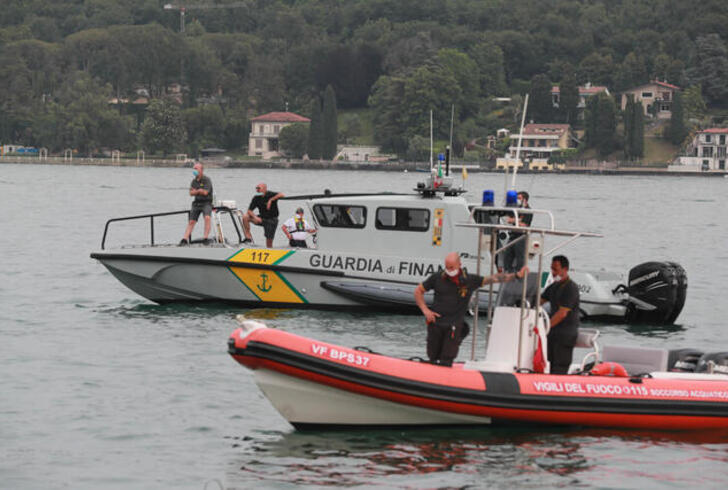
[{"left": 2, "top": 155, "right": 727, "bottom": 176}]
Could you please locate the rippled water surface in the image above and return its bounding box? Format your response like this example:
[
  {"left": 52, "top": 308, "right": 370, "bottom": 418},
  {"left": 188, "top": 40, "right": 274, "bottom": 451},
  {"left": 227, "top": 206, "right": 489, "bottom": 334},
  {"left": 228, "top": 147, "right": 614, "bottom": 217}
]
[{"left": 2, "top": 164, "right": 728, "bottom": 489}]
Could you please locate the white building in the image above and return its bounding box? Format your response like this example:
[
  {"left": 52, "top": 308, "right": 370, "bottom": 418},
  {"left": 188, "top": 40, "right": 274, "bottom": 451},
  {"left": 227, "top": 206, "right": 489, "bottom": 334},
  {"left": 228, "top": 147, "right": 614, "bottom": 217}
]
[
  {"left": 248, "top": 111, "right": 311, "bottom": 159},
  {"left": 674, "top": 128, "right": 728, "bottom": 171}
]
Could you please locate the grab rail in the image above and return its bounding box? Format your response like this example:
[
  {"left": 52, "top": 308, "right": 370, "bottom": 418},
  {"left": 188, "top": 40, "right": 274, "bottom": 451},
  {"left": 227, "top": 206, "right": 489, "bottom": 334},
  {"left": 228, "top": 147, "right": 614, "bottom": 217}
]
[{"left": 100, "top": 206, "right": 243, "bottom": 249}]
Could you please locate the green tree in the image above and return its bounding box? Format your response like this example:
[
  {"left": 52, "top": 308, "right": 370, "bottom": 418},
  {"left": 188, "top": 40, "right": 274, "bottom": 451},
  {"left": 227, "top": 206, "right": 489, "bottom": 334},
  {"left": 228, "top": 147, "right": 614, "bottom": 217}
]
[
  {"left": 368, "top": 75, "right": 407, "bottom": 154},
  {"left": 623, "top": 95, "right": 634, "bottom": 159},
  {"left": 559, "top": 72, "right": 579, "bottom": 124},
  {"left": 667, "top": 91, "right": 687, "bottom": 146},
  {"left": 307, "top": 97, "right": 323, "bottom": 159},
  {"left": 435, "top": 48, "right": 479, "bottom": 118},
  {"left": 687, "top": 34, "right": 728, "bottom": 106},
  {"left": 183, "top": 104, "right": 225, "bottom": 154},
  {"left": 617, "top": 52, "right": 648, "bottom": 91},
  {"left": 595, "top": 93, "right": 618, "bottom": 157},
  {"left": 321, "top": 85, "right": 338, "bottom": 159},
  {"left": 400, "top": 65, "right": 460, "bottom": 142},
  {"left": 139, "top": 98, "right": 187, "bottom": 155},
  {"left": 682, "top": 85, "right": 707, "bottom": 121},
  {"left": 468, "top": 40, "right": 507, "bottom": 97},
  {"left": 529, "top": 74, "right": 553, "bottom": 123},
  {"left": 222, "top": 107, "right": 248, "bottom": 151},
  {"left": 278, "top": 123, "right": 308, "bottom": 158}
]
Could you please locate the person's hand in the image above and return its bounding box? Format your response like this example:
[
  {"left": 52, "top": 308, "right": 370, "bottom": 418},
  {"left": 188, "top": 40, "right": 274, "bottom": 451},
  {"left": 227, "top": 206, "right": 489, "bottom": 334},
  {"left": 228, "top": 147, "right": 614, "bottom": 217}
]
[
  {"left": 266, "top": 199, "right": 273, "bottom": 210},
  {"left": 516, "top": 266, "right": 529, "bottom": 279},
  {"left": 423, "top": 308, "right": 441, "bottom": 324}
]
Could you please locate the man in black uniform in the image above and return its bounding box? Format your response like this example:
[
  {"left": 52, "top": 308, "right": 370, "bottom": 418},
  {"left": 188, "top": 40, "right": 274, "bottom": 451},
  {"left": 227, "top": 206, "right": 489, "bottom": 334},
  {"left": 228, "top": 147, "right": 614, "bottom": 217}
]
[
  {"left": 242, "top": 182, "right": 284, "bottom": 247},
  {"left": 503, "top": 191, "right": 532, "bottom": 272},
  {"left": 414, "top": 252, "right": 528, "bottom": 366},
  {"left": 540, "top": 255, "right": 580, "bottom": 374},
  {"left": 180, "top": 161, "right": 213, "bottom": 245}
]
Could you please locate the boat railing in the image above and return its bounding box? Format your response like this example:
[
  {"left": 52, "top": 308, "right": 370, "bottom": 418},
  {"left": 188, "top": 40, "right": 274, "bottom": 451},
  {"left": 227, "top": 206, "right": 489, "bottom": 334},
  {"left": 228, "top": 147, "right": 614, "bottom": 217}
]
[
  {"left": 457, "top": 221, "right": 602, "bottom": 363},
  {"left": 100, "top": 206, "right": 243, "bottom": 250}
]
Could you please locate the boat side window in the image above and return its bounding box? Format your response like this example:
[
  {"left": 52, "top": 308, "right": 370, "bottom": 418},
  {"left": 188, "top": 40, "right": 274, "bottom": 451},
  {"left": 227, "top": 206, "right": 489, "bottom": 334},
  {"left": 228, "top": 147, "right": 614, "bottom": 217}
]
[
  {"left": 375, "top": 207, "right": 430, "bottom": 232},
  {"left": 313, "top": 204, "right": 367, "bottom": 228}
]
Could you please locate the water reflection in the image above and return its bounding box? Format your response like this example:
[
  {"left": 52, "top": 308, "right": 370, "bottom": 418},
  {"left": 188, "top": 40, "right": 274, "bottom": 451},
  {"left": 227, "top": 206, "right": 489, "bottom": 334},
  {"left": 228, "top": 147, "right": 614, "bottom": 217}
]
[{"left": 226, "top": 426, "right": 728, "bottom": 487}]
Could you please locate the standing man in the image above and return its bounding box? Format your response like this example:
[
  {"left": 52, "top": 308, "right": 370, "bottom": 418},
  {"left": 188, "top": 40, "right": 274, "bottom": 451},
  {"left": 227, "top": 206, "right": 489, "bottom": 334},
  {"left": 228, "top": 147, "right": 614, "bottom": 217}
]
[
  {"left": 503, "top": 191, "right": 532, "bottom": 272},
  {"left": 414, "top": 252, "right": 528, "bottom": 366},
  {"left": 282, "top": 207, "right": 317, "bottom": 248},
  {"left": 180, "top": 161, "right": 213, "bottom": 245},
  {"left": 242, "top": 183, "right": 284, "bottom": 247},
  {"left": 540, "top": 255, "right": 580, "bottom": 374}
]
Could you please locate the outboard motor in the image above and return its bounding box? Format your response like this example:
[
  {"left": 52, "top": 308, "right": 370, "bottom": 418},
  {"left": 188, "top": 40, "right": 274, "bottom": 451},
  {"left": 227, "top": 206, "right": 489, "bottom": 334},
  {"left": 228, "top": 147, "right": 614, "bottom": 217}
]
[
  {"left": 695, "top": 352, "right": 728, "bottom": 374},
  {"left": 624, "top": 261, "right": 687, "bottom": 324},
  {"left": 668, "top": 348, "right": 704, "bottom": 372}
]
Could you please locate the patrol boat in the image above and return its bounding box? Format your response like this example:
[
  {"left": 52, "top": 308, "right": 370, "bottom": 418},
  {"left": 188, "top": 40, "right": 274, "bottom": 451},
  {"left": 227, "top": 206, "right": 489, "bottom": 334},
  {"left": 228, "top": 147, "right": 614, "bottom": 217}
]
[
  {"left": 90, "top": 173, "right": 686, "bottom": 324},
  {"left": 227, "top": 222, "right": 726, "bottom": 431}
]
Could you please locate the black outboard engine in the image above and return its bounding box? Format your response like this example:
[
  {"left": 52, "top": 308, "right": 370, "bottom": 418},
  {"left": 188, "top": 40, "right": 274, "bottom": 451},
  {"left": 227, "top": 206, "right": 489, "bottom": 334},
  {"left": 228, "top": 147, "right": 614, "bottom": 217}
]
[
  {"left": 668, "top": 348, "right": 704, "bottom": 372},
  {"left": 695, "top": 352, "right": 728, "bottom": 374},
  {"left": 625, "top": 261, "right": 687, "bottom": 324}
]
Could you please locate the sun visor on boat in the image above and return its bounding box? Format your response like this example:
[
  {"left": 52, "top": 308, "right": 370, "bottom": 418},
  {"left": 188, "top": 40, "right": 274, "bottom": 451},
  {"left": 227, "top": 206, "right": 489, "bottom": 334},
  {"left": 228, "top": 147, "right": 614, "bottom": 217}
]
[{"left": 495, "top": 272, "right": 540, "bottom": 308}]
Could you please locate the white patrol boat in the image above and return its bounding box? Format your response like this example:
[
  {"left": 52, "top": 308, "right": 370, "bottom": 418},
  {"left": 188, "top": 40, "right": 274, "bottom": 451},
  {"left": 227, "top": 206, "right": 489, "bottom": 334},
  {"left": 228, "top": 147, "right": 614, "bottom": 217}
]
[{"left": 90, "top": 173, "right": 686, "bottom": 324}]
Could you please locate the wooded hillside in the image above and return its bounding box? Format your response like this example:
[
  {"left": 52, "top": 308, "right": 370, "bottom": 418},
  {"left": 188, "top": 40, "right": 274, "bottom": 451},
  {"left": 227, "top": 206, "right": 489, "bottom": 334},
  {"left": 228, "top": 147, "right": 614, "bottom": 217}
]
[{"left": 1, "top": 0, "right": 727, "bottom": 157}]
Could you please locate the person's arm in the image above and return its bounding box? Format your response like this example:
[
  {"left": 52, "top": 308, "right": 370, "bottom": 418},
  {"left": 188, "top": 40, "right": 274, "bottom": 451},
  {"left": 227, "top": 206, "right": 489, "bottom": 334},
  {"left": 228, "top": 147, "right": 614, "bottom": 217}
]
[
  {"left": 281, "top": 222, "right": 292, "bottom": 240},
  {"left": 266, "top": 192, "right": 285, "bottom": 210},
  {"left": 414, "top": 284, "right": 440, "bottom": 324},
  {"left": 481, "top": 266, "right": 528, "bottom": 286},
  {"left": 549, "top": 306, "right": 571, "bottom": 327}
]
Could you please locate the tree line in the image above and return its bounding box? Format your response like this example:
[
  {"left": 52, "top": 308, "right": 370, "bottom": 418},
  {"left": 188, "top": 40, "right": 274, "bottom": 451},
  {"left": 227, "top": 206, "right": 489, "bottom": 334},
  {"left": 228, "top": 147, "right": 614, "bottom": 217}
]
[{"left": 1, "top": 0, "right": 727, "bottom": 158}]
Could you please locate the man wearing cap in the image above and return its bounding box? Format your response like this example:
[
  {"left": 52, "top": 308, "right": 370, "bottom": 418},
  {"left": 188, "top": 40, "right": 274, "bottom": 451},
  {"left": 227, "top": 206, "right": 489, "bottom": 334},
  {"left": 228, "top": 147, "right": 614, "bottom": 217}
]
[
  {"left": 281, "top": 207, "right": 317, "bottom": 248},
  {"left": 180, "top": 161, "right": 213, "bottom": 245}
]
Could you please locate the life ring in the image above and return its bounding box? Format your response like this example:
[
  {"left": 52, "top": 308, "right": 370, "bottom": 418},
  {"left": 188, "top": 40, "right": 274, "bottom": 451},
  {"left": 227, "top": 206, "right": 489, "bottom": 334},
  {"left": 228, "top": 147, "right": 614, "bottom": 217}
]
[{"left": 590, "top": 362, "right": 629, "bottom": 377}]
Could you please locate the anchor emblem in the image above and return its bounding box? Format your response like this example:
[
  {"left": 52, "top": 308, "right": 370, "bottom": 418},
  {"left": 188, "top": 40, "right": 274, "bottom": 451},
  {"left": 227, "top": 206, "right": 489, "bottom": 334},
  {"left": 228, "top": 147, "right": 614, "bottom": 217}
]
[{"left": 257, "top": 272, "right": 272, "bottom": 292}]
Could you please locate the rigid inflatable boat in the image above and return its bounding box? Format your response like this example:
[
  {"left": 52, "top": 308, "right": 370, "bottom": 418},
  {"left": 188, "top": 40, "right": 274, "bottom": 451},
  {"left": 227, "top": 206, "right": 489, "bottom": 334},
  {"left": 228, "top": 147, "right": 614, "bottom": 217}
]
[{"left": 228, "top": 224, "right": 724, "bottom": 431}]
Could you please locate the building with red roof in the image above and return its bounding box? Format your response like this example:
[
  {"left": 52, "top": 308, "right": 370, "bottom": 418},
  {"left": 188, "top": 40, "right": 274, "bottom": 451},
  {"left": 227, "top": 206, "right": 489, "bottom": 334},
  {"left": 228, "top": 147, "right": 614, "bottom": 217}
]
[
  {"left": 248, "top": 111, "right": 311, "bottom": 159},
  {"left": 620, "top": 80, "right": 681, "bottom": 119},
  {"left": 496, "top": 123, "right": 578, "bottom": 170}
]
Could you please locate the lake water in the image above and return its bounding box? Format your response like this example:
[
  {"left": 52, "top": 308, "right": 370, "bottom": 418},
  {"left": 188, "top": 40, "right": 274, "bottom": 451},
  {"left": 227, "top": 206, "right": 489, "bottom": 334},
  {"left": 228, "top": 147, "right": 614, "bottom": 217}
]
[{"left": 2, "top": 164, "right": 728, "bottom": 489}]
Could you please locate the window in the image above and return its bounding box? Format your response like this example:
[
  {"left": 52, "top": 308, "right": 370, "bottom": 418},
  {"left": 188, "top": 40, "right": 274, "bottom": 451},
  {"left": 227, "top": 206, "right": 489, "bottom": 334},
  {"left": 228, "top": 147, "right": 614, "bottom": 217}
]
[
  {"left": 702, "top": 147, "right": 713, "bottom": 157},
  {"left": 720, "top": 135, "right": 725, "bottom": 145},
  {"left": 705, "top": 134, "right": 712, "bottom": 143},
  {"left": 375, "top": 207, "right": 430, "bottom": 232},
  {"left": 255, "top": 139, "right": 262, "bottom": 149},
  {"left": 641, "top": 92, "right": 653, "bottom": 98},
  {"left": 313, "top": 204, "right": 367, "bottom": 228},
  {"left": 274, "top": 125, "right": 280, "bottom": 134},
  {"left": 258, "top": 124, "right": 264, "bottom": 135}
]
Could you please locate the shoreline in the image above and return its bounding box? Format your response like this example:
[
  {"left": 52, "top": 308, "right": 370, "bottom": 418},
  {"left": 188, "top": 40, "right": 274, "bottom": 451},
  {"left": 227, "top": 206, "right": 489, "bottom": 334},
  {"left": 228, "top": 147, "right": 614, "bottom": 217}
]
[{"left": 2, "top": 156, "right": 727, "bottom": 177}]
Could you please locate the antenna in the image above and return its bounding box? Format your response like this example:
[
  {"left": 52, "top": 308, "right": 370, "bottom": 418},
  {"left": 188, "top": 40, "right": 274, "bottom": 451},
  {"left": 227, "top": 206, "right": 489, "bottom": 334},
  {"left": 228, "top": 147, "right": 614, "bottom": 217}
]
[
  {"left": 429, "top": 110, "right": 433, "bottom": 173},
  {"left": 511, "top": 94, "right": 529, "bottom": 190}
]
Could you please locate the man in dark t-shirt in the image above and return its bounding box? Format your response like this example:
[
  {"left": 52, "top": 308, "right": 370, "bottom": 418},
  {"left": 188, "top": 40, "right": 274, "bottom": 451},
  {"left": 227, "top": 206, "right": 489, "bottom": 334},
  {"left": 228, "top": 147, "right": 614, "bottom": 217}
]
[
  {"left": 180, "top": 162, "right": 213, "bottom": 245},
  {"left": 540, "top": 255, "right": 580, "bottom": 374},
  {"left": 414, "top": 252, "right": 528, "bottom": 366},
  {"left": 242, "top": 182, "right": 285, "bottom": 247},
  {"left": 503, "top": 191, "right": 532, "bottom": 272}
]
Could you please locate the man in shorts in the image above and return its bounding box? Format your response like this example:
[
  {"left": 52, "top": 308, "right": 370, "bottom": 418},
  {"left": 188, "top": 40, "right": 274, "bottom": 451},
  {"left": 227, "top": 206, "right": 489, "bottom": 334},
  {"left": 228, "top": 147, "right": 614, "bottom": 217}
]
[
  {"left": 180, "top": 161, "right": 213, "bottom": 245},
  {"left": 242, "top": 182, "right": 284, "bottom": 247}
]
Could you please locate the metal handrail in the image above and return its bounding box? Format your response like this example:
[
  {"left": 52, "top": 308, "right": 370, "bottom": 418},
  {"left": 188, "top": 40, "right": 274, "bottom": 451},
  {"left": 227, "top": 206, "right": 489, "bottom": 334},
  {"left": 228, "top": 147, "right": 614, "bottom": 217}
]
[{"left": 100, "top": 206, "right": 243, "bottom": 249}]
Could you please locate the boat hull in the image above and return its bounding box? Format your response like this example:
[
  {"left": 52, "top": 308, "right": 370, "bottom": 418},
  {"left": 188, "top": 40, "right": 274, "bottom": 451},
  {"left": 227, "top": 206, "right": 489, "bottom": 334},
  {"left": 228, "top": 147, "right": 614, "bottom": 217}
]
[
  {"left": 92, "top": 247, "right": 625, "bottom": 319},
  {"left": 228, "top": 327, "right": 728, "bottom": 431}
]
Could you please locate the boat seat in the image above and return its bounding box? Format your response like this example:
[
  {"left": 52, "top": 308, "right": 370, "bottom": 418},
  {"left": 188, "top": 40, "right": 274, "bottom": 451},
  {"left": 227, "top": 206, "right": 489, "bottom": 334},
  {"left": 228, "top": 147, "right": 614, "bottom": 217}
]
[
  {"left": 601, "top": 345, "right": 669, "bottom": 375},
  {"left": 574, "top": 328, "right": 601, "bottom": 372}
]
